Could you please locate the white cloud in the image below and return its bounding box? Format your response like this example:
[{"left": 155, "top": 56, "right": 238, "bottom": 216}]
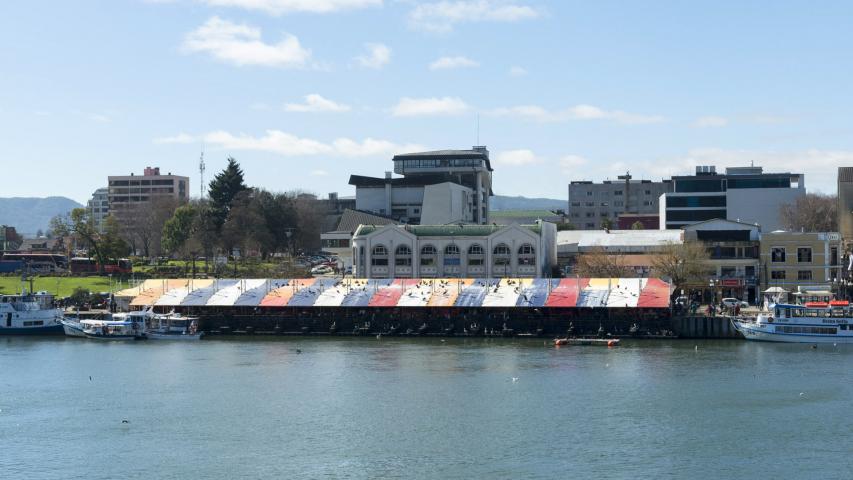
[
  {"left": 174, "top": 129, "right": 424, "bottom": 157},
  {"left": 559, "top": 155, "right": 587, "bottom": 169},
  {"left": 284, "top": 94, "right": 351, "bottom": 112},
  {"left": 428, "top": 55, "right": 479, "bottom": 70},
  {"left": 88, "top": 114, "right": 111, "bottom": 123},
  {"left": 153, "top": 133, "right": 197, "bottom": 144},
  {"left": 182, "top": 16, "right": 311, "bottom": 68},
  {"left": 694, "top": 116, "right": 728, "bottom": 128},
  {"left": 354, "top": 43, "right": 391, "bottom": 69},
  {"left": 409, "top": 0, "right": 540, "bottom": 33},
  {"left": 199, "top": 0, "right": 382, "bottom": 15},
  {"left": 508, "top": 65, "right": 527, "bottom": 76},
  {"left": 494, "top": 149, "right": 541, "bottom": 166},
  {"left": 490, "top": 103, "right": 665, "bottom": 125},
  {"left": 391, "top": 96, "right": 469, "bottom": 116},
  {"left": 310, "top": 169, "right": 329, "bottom": 176}
]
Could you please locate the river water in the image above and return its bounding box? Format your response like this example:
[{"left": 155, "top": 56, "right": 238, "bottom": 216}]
[{"left": 1, "top": 336, "right": 851, "bottom": 479}]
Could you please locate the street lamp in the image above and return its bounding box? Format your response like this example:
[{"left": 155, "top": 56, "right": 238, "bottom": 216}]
[{"left": 709, "top": 278, "right": 719, "bottom": 307}]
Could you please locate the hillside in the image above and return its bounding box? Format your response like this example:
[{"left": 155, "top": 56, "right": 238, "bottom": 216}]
[
  {"left": 490, "top": 195, "right": 565, "bottom": 212},
  {"left": 0, "top": 197, "right": 83, "bottom": 235}
]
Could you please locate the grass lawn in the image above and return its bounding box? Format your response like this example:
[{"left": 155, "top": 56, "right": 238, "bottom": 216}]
[{"left": 0, "top": 276, "right": 131, "bottom": 297}]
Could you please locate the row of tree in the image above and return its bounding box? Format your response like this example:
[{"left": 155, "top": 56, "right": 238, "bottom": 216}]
[
  {"left": 573, "top": 241, "right": 711, "bottom": 299},
  {"left": 50, "top": 157, "right": 326, "bottom": 273}
]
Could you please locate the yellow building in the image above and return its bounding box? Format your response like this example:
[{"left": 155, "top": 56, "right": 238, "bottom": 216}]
[{"left": 760, "top": 231, "right": 843, "bottom": 300}]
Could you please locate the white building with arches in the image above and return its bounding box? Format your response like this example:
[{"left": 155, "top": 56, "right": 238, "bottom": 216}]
[{"left": 352, "top": 222, "right": 557, "bottom": 278}]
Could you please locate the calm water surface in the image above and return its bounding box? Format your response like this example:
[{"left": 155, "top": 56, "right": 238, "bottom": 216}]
[{"left": 1, "top": 336, "right": 851, "bottom": 479}]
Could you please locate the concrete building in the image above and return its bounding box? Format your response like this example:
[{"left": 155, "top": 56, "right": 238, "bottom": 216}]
[
  {"left": 683, "top": 219, "right": 761, "bottom": 304},
  {"left": 838, "top": 167, "right": 853, "bottom": 243},
  {"left": 108, "top": 166, "right": 189, "bottom": 216},
  {"left": 557, "top": 229, "right": 683, "bottom": 277},
  {"left": 0, "top": 225, "right": 20, "bottom": 251},
  {"left": 660, "top": 165, "right": 804, "bottom": 231},
  {"left": 352, "top": 222, "right": 557, "bottom": 279},
  {"left": 760, "top": 231, "right": 842, "bottom": 301},
  {"left": 568, "top": 175, "right": 672, "bottom": 230},
  {"left": 87, "top": 187, "right": 110, "bottom": 232},
  {"left": 349, "top": 147, "right": 493, "bottom": 225}
]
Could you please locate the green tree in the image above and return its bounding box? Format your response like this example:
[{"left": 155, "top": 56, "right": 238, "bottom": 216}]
[
  {"left": 631, "top": 221, "right": 645, "bottom": 230},
  {"left": 162, "top": 204, "right": 198, "bottom": 255},
  {"left": 208, "top": 157, "right": 248, "bottom": 230},
  {"left": 50, "top": 209, "right": 127, "bottom": 274},
  {"left": 651, "top": 241, "right": 710, "bottom": 300}
]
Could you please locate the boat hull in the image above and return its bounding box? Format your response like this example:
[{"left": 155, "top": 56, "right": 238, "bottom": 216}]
[
  {"left": 0, "top": 324, "right": 64, "bottom": 335},
  {"left": 734, "top": 321, "right": 853, "bottom": 343},
  {"left": 83, "top": 333, "right": 143, "bottom": 341},
  {"left": 61, "top": 320, "right": 87, "bottom": 338}
]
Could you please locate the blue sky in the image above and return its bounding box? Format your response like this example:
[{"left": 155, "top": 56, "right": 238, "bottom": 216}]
[{"left": 1, "top": 0, "right": 852, "bottom": 204}]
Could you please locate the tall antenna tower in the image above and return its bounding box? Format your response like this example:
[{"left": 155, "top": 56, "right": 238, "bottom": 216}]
[{"left": 199, "top": 145, "right": 206, "bottom": 199}]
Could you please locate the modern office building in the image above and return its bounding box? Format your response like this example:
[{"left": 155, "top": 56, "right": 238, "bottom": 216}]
[
  {"left": 349, "top": 147, "right": 493, "bottom": 225},
  {"left": 660, "top": 166, "right": 804, "bottom": 231},
  {"left": 760, "top": 231, "right": 842, "bottom": 301},
  {"left": 87, "top": 187, "right": 110, "bottom": 232},
  {"left": 352, "top": 222, "right": 557, "bottom": 279},
  {"left": 107, "top": 167, "right": 189, "bottom": 216},
  {"left": 838, "top": 167, "right": 853, "bottom": 243},
  {"left": 568, "top": 175, "right": 672, "bottom": 230}
]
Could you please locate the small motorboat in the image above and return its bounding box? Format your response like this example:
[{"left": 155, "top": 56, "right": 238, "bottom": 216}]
[{"left": 146, "top": 312, "right": 202, "bottom": 340}]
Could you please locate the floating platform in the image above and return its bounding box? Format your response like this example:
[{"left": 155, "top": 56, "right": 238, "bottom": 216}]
[{"left": 554, "top": 337, "right": 620, "bottom": 347}]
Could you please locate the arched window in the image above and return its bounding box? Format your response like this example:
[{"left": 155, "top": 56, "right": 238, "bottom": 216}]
[
  {"left": 468, "top": 243, "right": 484, "bottom": 266},
  {"left": 493, "top": 243, "right": 511, "bottom": 269},
  {"left": 395, "top": 244, "right": 412, "bottom": 266},
  {"left": 518, "top": 243, "right": 536, "bottom": 265},
  {"left": 421, "top": 244, "right": 436, "bottom": 266},
  {"left": 371, "top": 244, "right": 388, "bottom": 266},
  {"left": 444, "top": 244, "right": 460, "bottom": 267}
]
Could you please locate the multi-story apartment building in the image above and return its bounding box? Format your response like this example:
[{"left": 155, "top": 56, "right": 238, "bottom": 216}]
[
  {"left": 107, "top": 166, "right": 189, "bottom": 216},
  {"left": 760, "top": 231, "right": 843, "bottom": 299},
  {"left": 87, "top": 187, "right": 110, "bottom": 232},
  {"left": 349, "top": 147, "right": 493, "bottom": 225},
  {"left": 568, "top": 176, "right": 672, "bottom": 230},
  {"left": 660, "top": 165, "right": 804, "bottom": 231}
]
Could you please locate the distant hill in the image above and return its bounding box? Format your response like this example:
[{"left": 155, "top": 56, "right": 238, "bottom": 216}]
[
  {"left": 490, "top": 195, "right": 565, "bottom": 212},
  {"left": 0, "top": 197, "right": 83, "bottom": 236}
]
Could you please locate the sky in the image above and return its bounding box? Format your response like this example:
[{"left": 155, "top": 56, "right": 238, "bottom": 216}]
[{"left": 1, "top": 0, "right": 852, "bottom": 205}]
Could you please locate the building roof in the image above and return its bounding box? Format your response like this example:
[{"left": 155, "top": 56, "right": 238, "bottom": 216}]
[
  {"left": 356, "top": 223, "right": 541, "bottom": 238},
  {"left": 334, "top": 209, "right": 399, "bottom": 233},
  {"left": 349, "top": 174, "right": 471, "bottom": 189},
  {"left": 557, "top": 229, "right": 682, "bottom": 250}
]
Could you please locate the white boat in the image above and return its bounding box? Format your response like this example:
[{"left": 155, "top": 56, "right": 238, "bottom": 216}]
[
  {"left": 146, "top": 312, "right": 202, "bottom": 340},
  {"left": 61, "top": 317, "right": 87, "bottom": 337},
  {"left": 80, "top": 311, "right": 149, "bottom": 340},
  {"left": 733, "top": 301, "right": 853, "bottom": 343},
  {"left": 0, "top": 291, "right": 64, "bottom": 335}
]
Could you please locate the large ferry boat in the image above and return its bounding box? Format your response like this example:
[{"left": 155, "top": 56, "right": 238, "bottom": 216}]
[
  {"left": 733, "top": 301, "right": 853, "bottom": 343},
  {"left": 0, "top": 291, "right": 64, "bottom": 335}
]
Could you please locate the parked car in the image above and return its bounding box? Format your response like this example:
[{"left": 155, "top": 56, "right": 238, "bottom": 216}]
[
  {"left": 311, "top": 265, "right": 333, "bottom": 275},
  {"left": 721, "top": 298, "right": 749, "bottom": 309}
]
